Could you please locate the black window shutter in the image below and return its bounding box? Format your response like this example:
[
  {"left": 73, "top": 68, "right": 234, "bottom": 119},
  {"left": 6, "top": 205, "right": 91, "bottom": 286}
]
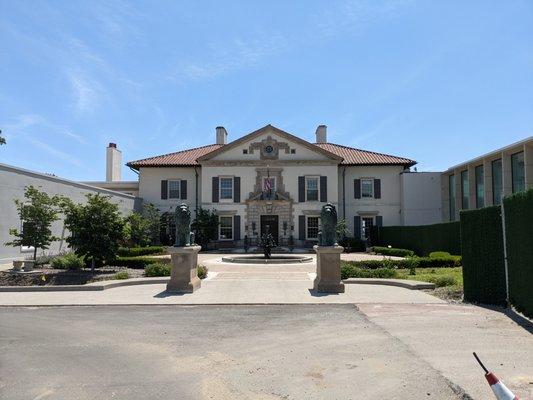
[
  {"left": 180, "top": 180, "right": 187, "bottom": 200},
  {"left": 234, "top": 215, "right": 241, "bottom": 241},
  {"left": 298, "top": 215, "right": 306, "bottom": 240},
  {"left": 212, "top": 177, "right": 219, "bottom": 203},
  {"left": 354, "top": 216, "right": 361, "bottom": 239},
  {"left": 354, "top": 179, "right": 361, "bottom": 199},
  {"left": 376, "top": 215, "right": 383, "bottom": 227},
  {"left": 320, "top": 176, "right": 327, "bottom": 202},
  {"left": 161, "top": 180, "right": 168, "bottom": 200},
  {"left": 298, "top": 176, "right": 305, "bottom": 202},
  {"left": 233, "top": 177, "right": 241, "bottom": 203},
  {"left": 374, "top": 179, "right": 381, "bottom": 199}
]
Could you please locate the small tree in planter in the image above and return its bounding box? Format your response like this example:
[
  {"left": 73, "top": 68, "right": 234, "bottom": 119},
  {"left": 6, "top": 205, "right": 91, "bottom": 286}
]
[
  {"left": 191, "top": 208, "right": 219, "bottom": 248},
  {"left": 62, "top": 194, "right": 124, "bottom": 272},
  {"left": 123, "top": 212, "right": 151, "bottom": 247},
  {"left": 5, "top": 186, "right": 61, "bottom": 263}
]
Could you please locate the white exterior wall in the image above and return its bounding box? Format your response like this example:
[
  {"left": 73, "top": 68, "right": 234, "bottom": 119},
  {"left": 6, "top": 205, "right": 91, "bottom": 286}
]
[
  {"left": 138, "top": 167, "right": 200, "bottom": 214},
  {"left": 400, "top": 172, "right": 442, "bottom": 226},
  {"left": 342, "top": 165, "right": 404, "bottom": 236},
  {"left": 0, "top": 163, "right": 139, "bottom": 262}
]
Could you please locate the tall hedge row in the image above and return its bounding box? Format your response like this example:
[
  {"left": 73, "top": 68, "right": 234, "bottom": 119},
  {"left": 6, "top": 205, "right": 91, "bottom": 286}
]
[
  {"left": 460, "top": 206, "right": 507, "bottom": 306},
  {"left": 504, "top": 189, "right": 533, "bottom": 318},
  {"left": 373, "top": 221, "right": 460, "bottom": 256}
]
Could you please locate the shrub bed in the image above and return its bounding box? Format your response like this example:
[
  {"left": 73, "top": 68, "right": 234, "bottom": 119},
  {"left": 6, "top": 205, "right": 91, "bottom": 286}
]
[
  {"left": 373, "top": 246, "right": 414, "bottom": 257},
  {"left": 338, "top": 237, "right": 366, "bottom": 252},
  {"left": 117, "top": 246, "right": 165, "bottom": 257},
  {"left": 113, "top": 271, "right": 130, "bottom": 280},
  {"left": 341, "top": 265, "right": 398, "bottom": 280},
  {"left": 144, "top": 263, "right": 209, "bottom": 279},
  {"left": 112, "top": 256, "right": 170, "bottom": 269},
  {"left": 342, "top": 256, "right": 459, "bottom": 270},
  {"left": 51, "top": 253, "right": 85, "bottom": 270}
]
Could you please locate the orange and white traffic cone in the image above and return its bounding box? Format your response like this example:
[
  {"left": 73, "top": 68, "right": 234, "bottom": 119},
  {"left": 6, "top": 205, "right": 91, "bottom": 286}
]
[{"left": 473, "top": 352, "right": 519, "bottom": 400}]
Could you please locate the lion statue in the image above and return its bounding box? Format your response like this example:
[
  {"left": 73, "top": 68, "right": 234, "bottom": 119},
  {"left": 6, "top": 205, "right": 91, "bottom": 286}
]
[
  {"left": 318, "top": 203, "right": 338, "bottom": 246},
  {"left": 174, "top": 203, "right": 194, "bottom": 247}
]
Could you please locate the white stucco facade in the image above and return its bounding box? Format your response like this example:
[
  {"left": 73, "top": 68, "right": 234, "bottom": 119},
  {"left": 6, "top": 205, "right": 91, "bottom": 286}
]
[{"left": 130, "top": 125, "right": 417, "bottom": 247}]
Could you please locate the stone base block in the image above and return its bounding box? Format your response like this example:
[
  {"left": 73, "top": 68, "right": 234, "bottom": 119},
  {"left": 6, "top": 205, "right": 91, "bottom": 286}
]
[
  {"left": 166, "top": 245, "right": 202, "bottom": 293},
  {"left": 313, "top": 245, "right": 345, "bottom": 293}
]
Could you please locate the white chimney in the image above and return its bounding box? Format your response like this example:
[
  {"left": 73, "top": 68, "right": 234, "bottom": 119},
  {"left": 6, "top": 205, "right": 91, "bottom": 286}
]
[
  {"left": 315, "top": 125, "right": 327, "bottom": 143},
  {"left": 216, "top": 126, "right": 228, "bottom": 145},
  {"left": 106, "top": 143, "right": 122, "bottom": 182}
]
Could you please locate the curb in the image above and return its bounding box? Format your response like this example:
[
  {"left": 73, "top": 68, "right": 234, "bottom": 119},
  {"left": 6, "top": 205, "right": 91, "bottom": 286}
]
[
  {"left": 0, "top": 277, "right": 169, "bottom": 292},
  {"left": 343, "top": 278, "right": 435, "bottom": 290}
]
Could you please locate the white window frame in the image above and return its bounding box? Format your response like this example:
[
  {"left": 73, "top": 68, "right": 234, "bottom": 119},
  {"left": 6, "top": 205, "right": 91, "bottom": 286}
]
[
  {"left": 219, "top": 177, "right": 234, "bottom": 202},
  {"left": 361, "top": 178, "right": 374, "bottom": 198},
  {"left": 305, "top": 176, "right": 320, "bottom": 202},
  {"left": 306, "top": 216, "right": 321, "bottom": 240},
  {"left": 262, "top": 176, "right": 276, "bottom": 192},
  {"left": 219, "top": 216, "right": 234, "bottom": 241},
  {"left": 168, "top": 179, "right": 181, "bottom": 199}
]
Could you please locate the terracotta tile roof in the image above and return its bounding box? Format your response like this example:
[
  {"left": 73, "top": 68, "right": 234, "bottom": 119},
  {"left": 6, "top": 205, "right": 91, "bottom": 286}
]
[
  {"left": 127, "top": 141, "right": 416, "bottom": 169},
  {"left": 126, "top": 144, "right": 223, "bottom": 169},
  {"left": 314, "top": 143, "right": 416, "bottom": 166}
]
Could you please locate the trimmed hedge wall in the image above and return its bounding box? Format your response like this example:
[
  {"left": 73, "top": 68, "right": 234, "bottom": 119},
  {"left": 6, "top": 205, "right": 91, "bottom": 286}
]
[
  {"left": 373, "top": 246, "right": 415, "bottom": 257},
  {"left": 111, "top": 256, "right": 170, "bottom": 269},
  {"left": 460, "top": 206, "right": 506, "bottom": 306},
  {"left": 504, "top": 189, "right": 533, "bottom": 318},
  {"left": 373, "top": 221, "right": 460, "bottom": 256},
  {"left": 117, "top": 246, "right": 165, "bottom": 257}
]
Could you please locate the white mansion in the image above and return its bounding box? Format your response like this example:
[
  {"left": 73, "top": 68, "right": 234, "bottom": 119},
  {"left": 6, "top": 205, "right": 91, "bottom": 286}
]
[{"left": 122, "top": 124, "right": 432, "bottom": 247}]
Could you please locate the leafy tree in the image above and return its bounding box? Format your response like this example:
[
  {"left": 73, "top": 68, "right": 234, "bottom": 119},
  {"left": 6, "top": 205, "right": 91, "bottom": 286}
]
[
  {"left": 191, "top": 208, "right": 219, "bottom": 247},
  {"left": 0, "top": 129, "right": 5, "bottom": 145},
  {"left": 5, "top": 186, "right": 61, "bottom": 260},
  {"left": 123, "top": 212, "right": 151, "bottom": 247},
  {"left": 62, "top": 194, "right": 125, "bottom": 271},
  {"left": 336, "top": 218, "right": 349, "bottom": 239},
  {"left": 142, "top": 203, "right": 161, "bottom": 245}
]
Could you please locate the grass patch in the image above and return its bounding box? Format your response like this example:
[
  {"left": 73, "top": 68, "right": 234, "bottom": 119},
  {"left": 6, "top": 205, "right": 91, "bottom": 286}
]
[{"left": 113, "top": 271, "right": 130, "bottom": 280}]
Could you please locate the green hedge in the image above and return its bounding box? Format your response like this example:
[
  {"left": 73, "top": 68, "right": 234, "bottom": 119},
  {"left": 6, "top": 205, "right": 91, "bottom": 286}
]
[
  {"left": 341, "top": 265, "right": 398, "bottom": 279},
  {"left": 373, "top": 221, "right": 461, "bottom": 256},
  {"left": 460, "top": 206, "right": 506, "bottom": 306},
  {"left": 341, "top": 256, "right": 459, "bottom": 270},
  {"left": 112, "top": 256, "right": 170, "bottom": 269},
  {"left": 338, "top": 237, "right": 366, "bottom": 252},
  {"left": 117, "top": 246, "right": 165, "bottom": 257},
  {"left": 504, "top": 189, "right": 533, "bottom": 318},
  {"left": 373, "top": 246, "right": 415, "bottom": 257}
]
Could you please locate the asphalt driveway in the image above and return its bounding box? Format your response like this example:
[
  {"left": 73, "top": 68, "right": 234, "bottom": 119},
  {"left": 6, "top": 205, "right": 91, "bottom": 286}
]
[{"left": 0, "top": 305, "right": 464, "bottom": 400}]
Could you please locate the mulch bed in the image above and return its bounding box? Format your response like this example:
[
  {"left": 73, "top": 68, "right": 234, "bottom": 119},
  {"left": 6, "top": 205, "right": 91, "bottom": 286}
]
[{"left": 0, "top": 266, "right": 145, "bottom": 286}]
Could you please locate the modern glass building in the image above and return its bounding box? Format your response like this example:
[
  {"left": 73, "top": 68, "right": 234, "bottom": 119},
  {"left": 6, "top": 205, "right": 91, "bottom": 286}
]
[{"left": 442, "top": 137, "right": 532, "bottom": 221}]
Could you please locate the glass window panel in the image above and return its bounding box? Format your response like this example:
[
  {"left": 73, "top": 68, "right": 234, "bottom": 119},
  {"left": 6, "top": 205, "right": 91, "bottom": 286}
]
[
  {"left": 362, "top": 217, "right": 373, "bottom": 239},
  {"left": 492, "top": 159, "right": 503, "bottom": 205},
  {"left": 220, "top": 177, "right": 233, "bottom": 200},
  {"left": 361, "top": 179, "right": 374, "bottom": 198},
  {"left": 219, "top": 216, "right": 233, "bottom": 240},
  {"left": 306, "top": 177, "right": 319, "bottom": 201},
  {"left": 449, "top": 174, "right": 456, "bottom": 221},
  {"left": 168, "top": 180, "right": 180, "bottom": 199},
  {"left": 475, "top": 165, "right": 484, "bottom": 208},
  {"left": 511, "top": 152, "right": 525, "bottom": 193},
  {"left": 460, "top": 170, "right": 469, "bottom": 210},
  {"left": 307, "top": 217, "right": 320, "bottom": 239}
]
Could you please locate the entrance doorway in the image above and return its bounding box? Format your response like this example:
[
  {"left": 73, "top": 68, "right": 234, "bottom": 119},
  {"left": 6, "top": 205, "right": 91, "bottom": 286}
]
[{"left": 260, "top": 215, "right": 279, "bottom": 245}]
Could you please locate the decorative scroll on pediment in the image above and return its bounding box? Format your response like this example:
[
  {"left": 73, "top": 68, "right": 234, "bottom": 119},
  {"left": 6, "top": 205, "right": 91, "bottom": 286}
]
[{"left": 248, "top": 136, "right": 292, "bottom": 160}]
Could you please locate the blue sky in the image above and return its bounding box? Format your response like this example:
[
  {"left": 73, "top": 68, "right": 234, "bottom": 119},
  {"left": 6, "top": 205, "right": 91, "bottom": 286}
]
[{"left": 1, "top": 0, "right": 532, "bottom": 181}]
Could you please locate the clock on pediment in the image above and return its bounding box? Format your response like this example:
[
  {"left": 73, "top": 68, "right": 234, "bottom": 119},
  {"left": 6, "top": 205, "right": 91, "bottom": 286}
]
[{"left": 249, "top": 135, "right": 292, "bottom": 160}]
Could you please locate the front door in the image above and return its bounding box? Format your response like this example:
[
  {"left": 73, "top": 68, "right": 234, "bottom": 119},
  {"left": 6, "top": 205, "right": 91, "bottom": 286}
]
[{"left": 260, "top": 215, "right": 279, "bottom": 245}]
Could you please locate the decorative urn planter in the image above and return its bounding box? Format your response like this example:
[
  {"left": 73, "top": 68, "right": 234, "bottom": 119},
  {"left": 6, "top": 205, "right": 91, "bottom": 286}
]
[{"left": 12, "top": 260, "right": 23, "bottom": 271}]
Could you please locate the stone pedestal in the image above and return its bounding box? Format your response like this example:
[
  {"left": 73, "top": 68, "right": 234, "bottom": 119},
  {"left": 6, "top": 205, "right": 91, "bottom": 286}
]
[
  {"left": 313, "top": 245, "right": 345, "bottom": 293},
  {"left": 166, "top": 245, "right": 202, "bottom": 293}
]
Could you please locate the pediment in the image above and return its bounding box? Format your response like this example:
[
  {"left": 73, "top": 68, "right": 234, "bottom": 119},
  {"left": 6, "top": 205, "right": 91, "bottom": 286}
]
[{"left": 197, "top": 125, "right": 343, "bottom": 163}]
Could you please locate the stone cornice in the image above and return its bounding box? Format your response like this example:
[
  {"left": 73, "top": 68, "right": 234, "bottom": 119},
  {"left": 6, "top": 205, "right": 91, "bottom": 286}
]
[{"left": 199, "top": 160, "right": 340, "bottom": 167}]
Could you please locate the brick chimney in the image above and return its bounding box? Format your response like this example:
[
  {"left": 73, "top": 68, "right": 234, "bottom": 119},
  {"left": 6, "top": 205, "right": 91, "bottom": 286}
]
[
  {"left": 216, "top": 126, "right": 228, "bottom": 145},
  {"left": 315, "top": 125, "right": 327, "bottom": 143},
  {"left": 106, "top": 143, "right": 122, "bottom": 182}
]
